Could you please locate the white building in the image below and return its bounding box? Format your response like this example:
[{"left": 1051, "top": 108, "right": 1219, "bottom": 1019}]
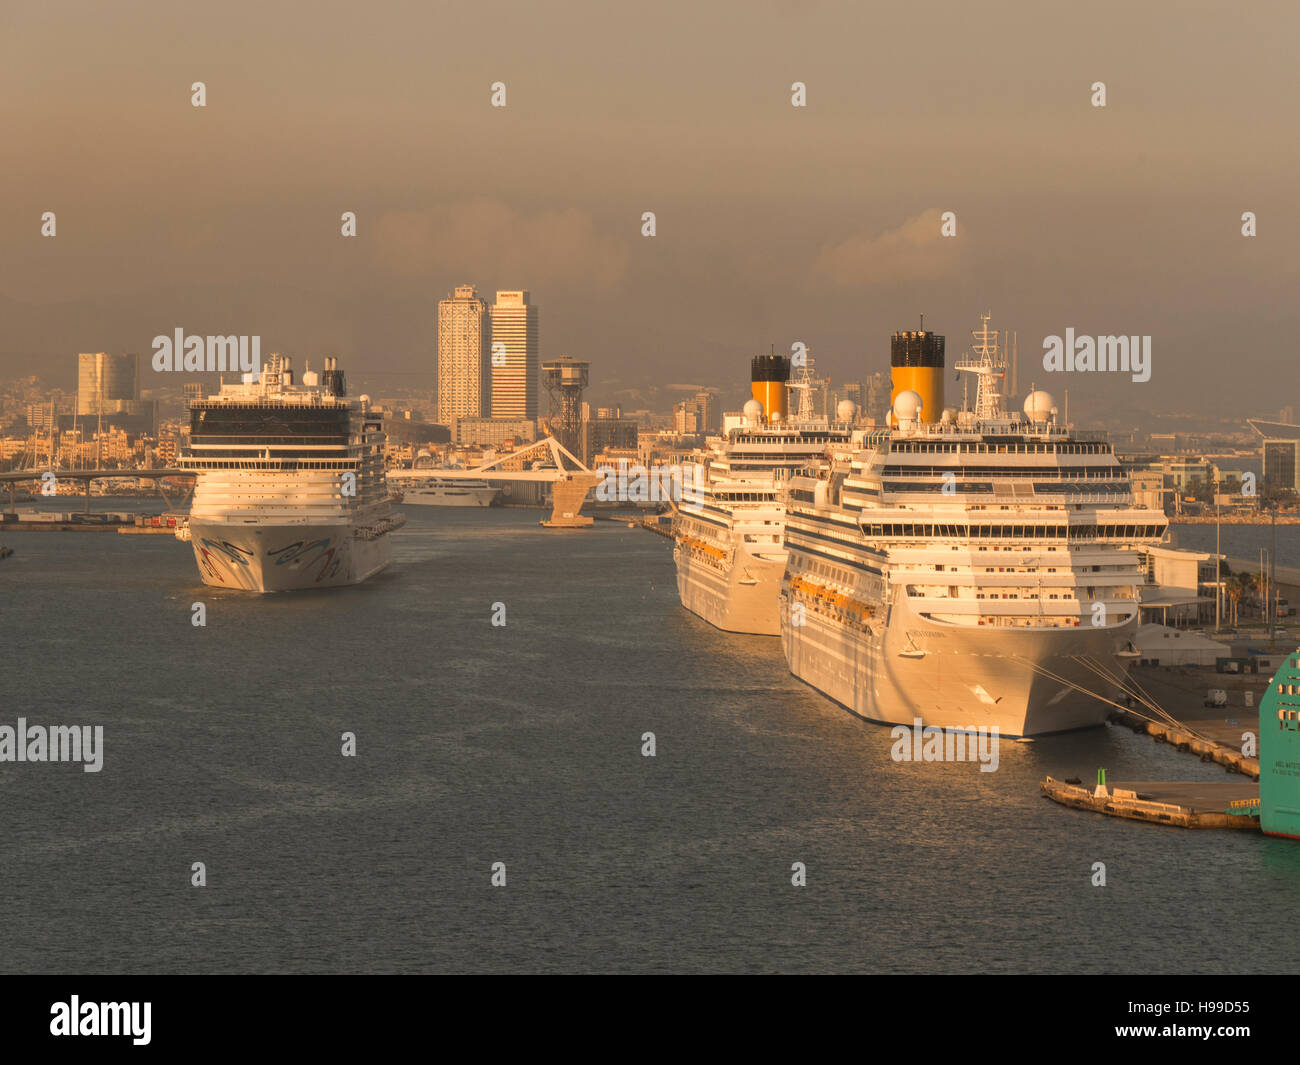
[
  {"left": 1134, "top": 624, "right": 1230, "bottom": 667},
  {"left": 437, "top": 285, "right": 490, "bottom": 426},
  {"left": 1138, "top": 544, "right": 1220, "bottom": 626}
]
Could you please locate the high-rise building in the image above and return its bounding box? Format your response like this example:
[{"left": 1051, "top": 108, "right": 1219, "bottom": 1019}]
[
  {"left": 1263, "top": 440, "right": 1300, "bottom": 492},
  {"left": 489, "top": 290, "right": 539, "bottom": 420},
  {"left": 694, "top": 391, "right": 717, "bottom": 434},
  {"left": 25, "top": 402, "right": 55, "bottom": 430},
  {"left": 585, "top": 414, "right": 638, "bottom": 461},
  {"left": 438, "top": 284, "right": 490, "bottom": 425},
  {"left": 865, "top": 371, "right": 890, "bottom": 423},
  {"left": 76, "top": 352, "right": 156, "bottom": 433},
  {"left": 78, "top": 352, "right": 138, "bottom": 416}
]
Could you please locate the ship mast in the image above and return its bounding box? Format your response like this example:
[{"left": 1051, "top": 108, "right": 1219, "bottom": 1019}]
[
  {"left": 954, "top": 312, "right": 1008, "bottom": 422},
  {"left": 787, "top": 351, "right": 822, "bottom": 422}
]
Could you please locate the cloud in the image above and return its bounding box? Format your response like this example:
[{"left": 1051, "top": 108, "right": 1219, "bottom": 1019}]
[
  {"left": 372, "top": 199, "right": 627, "bottom": 289},
  {"left": 813, "top": 209, "right": 959, "bottom": 286}
]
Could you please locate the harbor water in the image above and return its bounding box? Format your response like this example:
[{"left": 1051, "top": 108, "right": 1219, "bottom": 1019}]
[{"left": 1, "top": 505, "right": 1298, "bottom": 973}]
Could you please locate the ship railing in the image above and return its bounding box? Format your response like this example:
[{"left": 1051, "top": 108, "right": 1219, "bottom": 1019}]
[{"left": 899, "top": 421, "right": 1109, "bottom": 442}]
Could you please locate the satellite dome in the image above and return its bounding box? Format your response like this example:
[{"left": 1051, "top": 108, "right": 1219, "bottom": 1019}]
[
  {"left": 1023, "top": 390, "right": 1054, "bottom": 422},
  {"left": 892, "top": 390, "right": 923, "bottom": 422},
  {"left": 940, "top": 407, "right": 956, "bottom": 424},
  {"left": 836, "top": 399, "right": 857, "bottom": 422},
  {"left": 743, "top": 398, "right": 764, "bottom": 422}
]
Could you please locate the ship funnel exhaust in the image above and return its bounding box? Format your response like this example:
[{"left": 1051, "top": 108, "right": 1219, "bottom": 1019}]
[
  {"left": 322, "top": 357, "right": 347, "bottom": 397},
  {"left": 890, "top": 330, "right": 944, "bottom": 425},
  {"left": 750, "top": 353, "right": 791, "bottom": 421}
]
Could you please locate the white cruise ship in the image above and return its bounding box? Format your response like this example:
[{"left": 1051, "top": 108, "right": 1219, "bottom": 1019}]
[
  {"left": 176, "top": 354, "right": 405, "bottom": 592},
  {"left": 778, "top": 315, "right": 1169, "bottom": 737},
  {"left": 385, "top": 472, "right": 499, "bottom": 507},
  {"left": 673, "top": 354, "right": 851, "bottom": 635}
]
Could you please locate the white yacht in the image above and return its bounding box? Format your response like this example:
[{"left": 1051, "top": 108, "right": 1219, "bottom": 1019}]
[
  {"left": 176, "top": 355, "right": 404, "bottom": 591},
  {"left": 778, "top": 315, "right": 1168, "bottom": 736},
  {"left": 385, "top": 472, "right": 499, "bottom": 507}
]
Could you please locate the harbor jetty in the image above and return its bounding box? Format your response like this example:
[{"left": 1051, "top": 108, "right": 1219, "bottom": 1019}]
[
  {"left": 1043, "top": 649, "right": 1300, "bottom": 838},
  {"left": 1041, "top": 775, "right": 1260, "bottom": 831},
  {"left": 0, "top": 510, "right": 186, "bottom": 533}
]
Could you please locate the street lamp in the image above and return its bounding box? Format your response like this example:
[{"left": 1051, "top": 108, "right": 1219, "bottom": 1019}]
[{"left": 1214, "top": 477, "right": 1221, "bottom": 633}]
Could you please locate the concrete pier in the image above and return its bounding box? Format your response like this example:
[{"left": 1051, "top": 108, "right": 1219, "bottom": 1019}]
[
  {"left": 1108, "top": 708, "right": 1260, "bottom": 779},
  {"left": 1041, "top": 776, "right": 1260, "bottom": 830}
]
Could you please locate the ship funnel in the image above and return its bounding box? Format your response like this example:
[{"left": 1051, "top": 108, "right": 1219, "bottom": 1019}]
[
  {"left": 890, "top": 330, "right": 945, "bottom": 425},
  {"left": 750, "top": 354, "right": 791, "bottom": 421},
  {"left": 322, "top": 357, "right": 347, "bottom": 397}
]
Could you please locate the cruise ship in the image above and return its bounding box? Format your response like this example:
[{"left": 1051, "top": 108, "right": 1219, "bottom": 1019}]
[
  {"left": 778, "top": 315, "right": 1169, "bottom": 737},
  {"left": 673, "top": 354, "right": 851, "bottom": 635},
  {"left": 385, "top": 472, "right": 499, "bottom": 507},
  {"left": 176, "top": 354, "right": 405, "bottom": 591}
]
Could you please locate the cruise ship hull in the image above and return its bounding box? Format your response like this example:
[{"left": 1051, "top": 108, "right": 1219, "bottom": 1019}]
[
  {"left": 780, "top": 587, "right": 1136, "bottom": 737},
  {"left": 188, "top": 521, "right": 392, "bottom": 592},
  {"left": 675, "top": 544, "right": 786, "bottom": 636}
]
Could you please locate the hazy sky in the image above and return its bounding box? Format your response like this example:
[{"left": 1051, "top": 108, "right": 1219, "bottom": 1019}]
[{"left": 3, "top": 0, "right": 1297, "bottom": 421}]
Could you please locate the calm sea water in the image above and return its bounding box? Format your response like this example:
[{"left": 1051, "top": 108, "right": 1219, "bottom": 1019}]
[
  {"left": 1172, "top": 522, "right": 1299, "bottom": 569},
  {"left": 1, "top": 502, "right": 1298, "bottom": 974}
]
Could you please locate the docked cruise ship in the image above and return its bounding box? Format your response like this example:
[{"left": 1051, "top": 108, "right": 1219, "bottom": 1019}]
[
  {"left": 778, "top": 316, "right": 1169, "bottom": 737},
  {"left": 673, "top": 354, "right": 851, "bottom": 635},
  {"left": 177, "top": 354, "right": 405, "bottom": 591}
]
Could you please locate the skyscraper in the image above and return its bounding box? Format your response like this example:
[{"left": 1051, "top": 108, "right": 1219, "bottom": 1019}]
[
  {"left": 694, "top": 390, "right": 717, "bottom": 434},
  {"left": 77, "top": 352, "right": 138, "bottom": 416},
  {"left": 489, "top": 290, "right": 539, "bottom": 420},
  {"left": 76, "top": 351, "right": 157, "bottom": 432},
  {"left": 437, "top": 284, "right": 490, "bottom": 425}
]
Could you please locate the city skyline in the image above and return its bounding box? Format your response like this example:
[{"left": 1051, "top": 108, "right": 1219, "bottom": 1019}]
[{"left": 3, "top": 2, "right": 1297, "bottom": 422}]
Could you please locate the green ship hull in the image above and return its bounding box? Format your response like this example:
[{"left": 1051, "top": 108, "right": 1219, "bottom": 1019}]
[{"left": 1260, "top": 650, "right": 1300, "bottom": 839}]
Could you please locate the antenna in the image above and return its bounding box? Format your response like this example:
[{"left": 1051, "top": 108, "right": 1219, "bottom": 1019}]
[
  {"left": 919, "top": 313, "right": 924, "bottom": 331},
  {"left": 953, "top": 311, "right": 1008, "bottom": 421}
]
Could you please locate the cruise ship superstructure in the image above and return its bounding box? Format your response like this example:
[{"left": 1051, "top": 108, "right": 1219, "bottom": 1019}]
[
  {"left": 673, "top": 354, "right": 851, "bottom": 635},
  {"left": 177, "top": 354, "right": 405, "bottom": 591},
  {"left": 779, "top": 315, "right": 1169, "bottom": 737}
]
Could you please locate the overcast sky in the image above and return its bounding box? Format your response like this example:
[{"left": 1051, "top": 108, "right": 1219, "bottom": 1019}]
[{"left": 3, "top": 0, "right": 1297, "bottom": 421}]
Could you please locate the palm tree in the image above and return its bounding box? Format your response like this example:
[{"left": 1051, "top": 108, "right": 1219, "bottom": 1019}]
[
  {"left": 1225, "top": 576, "right": 1242, "bottom": 627},
  {"left": 1226, "top": 573, "right": 1258, "bottom": 627}
]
